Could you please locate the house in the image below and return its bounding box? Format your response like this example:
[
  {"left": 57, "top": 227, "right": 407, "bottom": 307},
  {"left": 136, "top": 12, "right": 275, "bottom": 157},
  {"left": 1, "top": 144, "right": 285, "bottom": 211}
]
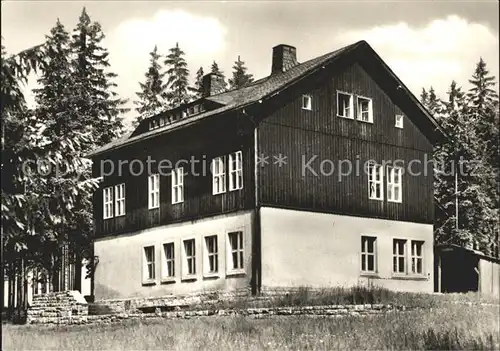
[
  {"left": 87, "top": 40, "right": 445, "bottom": 300},
  {"left": 435, "top": 244, "right": 500, "bottom": 298}
]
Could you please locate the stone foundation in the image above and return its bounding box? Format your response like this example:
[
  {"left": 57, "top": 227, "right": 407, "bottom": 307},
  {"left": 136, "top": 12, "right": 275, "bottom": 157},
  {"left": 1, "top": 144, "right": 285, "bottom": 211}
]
[{"left": 27, "top": 291, "right": 88, "bottom": 324}]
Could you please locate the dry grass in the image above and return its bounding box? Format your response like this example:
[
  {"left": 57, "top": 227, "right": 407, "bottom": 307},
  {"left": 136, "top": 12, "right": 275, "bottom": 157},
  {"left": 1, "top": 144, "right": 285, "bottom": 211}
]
[{"left": 3, "top": 303, "right": 499, "bottom": 350}]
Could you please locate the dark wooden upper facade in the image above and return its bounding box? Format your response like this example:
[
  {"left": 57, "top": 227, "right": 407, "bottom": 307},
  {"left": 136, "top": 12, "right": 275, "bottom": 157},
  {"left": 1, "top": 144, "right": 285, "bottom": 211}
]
[{"left": 93, "top": 45, "right": 436, "bottom": 237}]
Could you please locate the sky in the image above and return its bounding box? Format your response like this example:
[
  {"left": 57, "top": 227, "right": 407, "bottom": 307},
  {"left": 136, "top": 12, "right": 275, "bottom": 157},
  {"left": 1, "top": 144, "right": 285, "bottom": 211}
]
[{"left": 2, "top": 0, "right": 499, "bottom": 127}]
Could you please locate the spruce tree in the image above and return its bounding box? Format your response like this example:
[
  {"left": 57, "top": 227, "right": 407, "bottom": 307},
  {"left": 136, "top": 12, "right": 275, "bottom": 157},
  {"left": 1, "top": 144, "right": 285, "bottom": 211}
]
[
  {"left": 164, "top": 42, "right": 190, "bottom": 108},
  {"left": 211, "top": 60, "right": 227, "bottom": 91},
  {"left": 188, "top": 66, "right": 204, "bottom": 100},
  {"left": 229, "top": 55, "right": 254, "bottom": 89},
  {"left": 134, "top": 45, "right": 167, "bottom": 127},
  {"left": 71, "top": 7, "right": 126, "bottom": 149}
]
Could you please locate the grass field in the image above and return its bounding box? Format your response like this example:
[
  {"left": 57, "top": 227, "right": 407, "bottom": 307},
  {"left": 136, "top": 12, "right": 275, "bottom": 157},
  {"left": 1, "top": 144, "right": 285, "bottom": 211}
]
[{"left": 3, "top": 302, "right": 499, "bottom": 350}]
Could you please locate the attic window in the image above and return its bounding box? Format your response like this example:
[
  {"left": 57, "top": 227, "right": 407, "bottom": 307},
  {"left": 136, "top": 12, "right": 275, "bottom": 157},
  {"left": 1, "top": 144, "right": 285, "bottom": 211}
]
[
  {"left": 302, "top": 95, "right": 312, "bottom": 111},
  {"left": 159, "top": 117, "right": 165, "bottom": 127},
  {"left": 188, "top": 106, "right": 195, "bottom": 115},
  {"left": 182, "top": 111, "right": 187, "bottom": 118},
  {"left": 356, "top": 96, "right": 373, "bottom": 123},
  {"left": 337, "top": 91, "right": 353, "bottom": 119},
  {"left": 395, "top": 114, "right": 404, "bottom": 129}
]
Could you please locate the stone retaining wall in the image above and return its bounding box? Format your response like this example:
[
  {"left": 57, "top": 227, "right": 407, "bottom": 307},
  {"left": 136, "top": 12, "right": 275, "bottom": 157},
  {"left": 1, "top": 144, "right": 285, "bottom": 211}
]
[
  {"left": 28, "top": 303, "right": 396, "bottom": 325},
  {"left": 27, "top": 291, "right": 88, "bottom": 324}
]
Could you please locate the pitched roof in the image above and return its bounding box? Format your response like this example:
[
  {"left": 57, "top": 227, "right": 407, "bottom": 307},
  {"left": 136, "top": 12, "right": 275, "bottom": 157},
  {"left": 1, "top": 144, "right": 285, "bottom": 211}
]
[{"left": 87, "top": 40, "right": 445, "bottom": 157}]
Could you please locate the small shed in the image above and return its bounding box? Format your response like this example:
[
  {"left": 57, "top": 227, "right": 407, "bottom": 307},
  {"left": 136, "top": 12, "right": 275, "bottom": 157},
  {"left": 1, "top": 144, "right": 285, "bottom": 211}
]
[{"left": 435, "top": 244, "right": 500, "bottom": 298}]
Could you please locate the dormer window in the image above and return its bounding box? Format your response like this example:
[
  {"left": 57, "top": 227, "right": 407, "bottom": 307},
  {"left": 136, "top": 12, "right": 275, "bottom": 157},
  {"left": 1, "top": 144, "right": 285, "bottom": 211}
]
[
  {"left": 182, "top": 111, "right": 187, "bottom": 118},
  {"left": 189, "top": 106, "right": 195, "bottom": 115},
  {"left": 302, "top": 95, "right": 312, "bottom": 110},
  {"left": 395, "top": 114, "right": 404, "bottom": 129},
  {"left": 357, "top": 96, "right": 373, "bottom": 123},
  {"left": 159, "top": 117, "right": 165, "bottom": 127},
  {"left": 337, "top": 91, "right": 353, "bottom": 119}
]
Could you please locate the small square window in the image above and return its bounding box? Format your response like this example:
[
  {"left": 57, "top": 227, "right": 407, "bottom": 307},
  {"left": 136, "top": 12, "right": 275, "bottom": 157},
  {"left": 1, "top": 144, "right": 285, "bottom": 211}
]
[
  {"left": 302, "top": 95, "right": 312, "bottom": 110},
  {"left": 395, "top": 114, "right": 404, "bottom": 128}
]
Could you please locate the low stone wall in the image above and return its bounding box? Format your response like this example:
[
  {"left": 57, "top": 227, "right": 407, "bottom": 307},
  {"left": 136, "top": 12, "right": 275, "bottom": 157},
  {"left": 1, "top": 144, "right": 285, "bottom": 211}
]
[
  {"left": 27, "top": 291, "right": 88, "bottom": 324},
  {"left": 28, "top": 303, "right": 396, "bottom": 325}
]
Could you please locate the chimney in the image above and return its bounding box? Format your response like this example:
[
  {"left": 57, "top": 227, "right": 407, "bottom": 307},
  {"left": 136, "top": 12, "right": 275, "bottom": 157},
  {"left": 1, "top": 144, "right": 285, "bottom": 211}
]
[
  {"left": 202, "top": 73, "right": 226, "bottom": 97},
  {"left": 271, "top": 44, "right": 298, "bottom": 74}
]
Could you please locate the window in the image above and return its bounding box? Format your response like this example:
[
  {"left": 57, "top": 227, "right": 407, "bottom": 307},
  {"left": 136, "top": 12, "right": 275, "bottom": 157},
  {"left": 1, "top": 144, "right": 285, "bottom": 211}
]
[
  {"left": 148, "top": 174, "right": 159, "bottom": 209},
  {"left": 212, "top": 156, "right": 226, "bottom": 195},
  {"left": 361, "top": 236, "right": 377, "bottom": 273},
  {"left": 171, "top": 167, "right": 184, "bottom": 204},
  {"left": 411, "top": 241, "right": 424, "bottom": 275},
  {"left": 387, "top": 166, "right": 403, "bottom": 203},
  {"left": 103, "top": 186, "right": 113, "bottom": 219},
  {"left": 368, "top": 163, "right": 383, "bottom": 200},
  {"left": 228, "top": 231, "right": 244, "bottom": 272},
  {"left": 337, "top": 91, "right": 353, "bottom": 118},
  {"left": 114, "top": 183, "right": 125, "bottom": 217},
  {"left": 143, "top": 246, "right": 156, "bottom": 282},
  {"left": 159, "top": 117, "right": 165, "bottom": 127},
  {"left": 395, "top": 114, "right": 404, "bottom": 128},
  {"left": 204, "top": 235, "right": 218, "bottom": 275},
  {"left": 357, "top": 96, "right": 373, "bottom": 123},
  {"left": 302, "top": 94, "right": 312, "bottom": 110},
  {"left": 183, "top": 239, "right": 196, "bottom": 277},
  {"left": 162, "top": 243, "right": 175, "bottom": 279},
  {"left": 229, "top": 151, "right": 243, "bottom": 191},
  {"left": 393, "top": 239, "right": 407, "bottom": 274}
]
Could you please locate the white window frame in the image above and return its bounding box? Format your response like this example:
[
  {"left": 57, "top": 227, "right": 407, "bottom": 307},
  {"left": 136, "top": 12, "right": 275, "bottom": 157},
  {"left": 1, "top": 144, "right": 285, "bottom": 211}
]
[
  {"left": 114, "top": 183, "right": 125, "bottom": 217},
  {"left": 337, "top": 91, "right": 354, "bottom": 119},
  {"left": 302, "top": 94, "right": 312, "bottom": 110},
  {"left": 392, "top": 239, "right": 407, "bottom": 274},
  {"left": 171, "top": 167, "right": 184, "bottom": 204},
  {"left": 203, "top": 235, "right": 219, "bottom": 277},
  {"left": 410, "top": 240, "right": 424, "bottom": 275},
  {"left": 387, "top": 166, "right": 403, "bottom": 203},
  {"left": 395, "top": 114, "right": 404, "bottom": 129},
  {"left": 361, "top": 236, "right": 377, "bottom": 274},
  {"left": 161, "top": 242, "right": 175, "bottom": 281},
  {"left": 227, "top": 231, "right": 244, "bottom": 275},
  {"left": 229, "top": 151, "right": 243, "bottom": 191},
  {"left": 142, "top": 245, "right": 156, "bottom": 284},
  {"left": 356, "top": 96, "right": 373, "bottom": 123},
  {"left": 103, "top": 186, "right": 114, "bottom": 219},
  {"left": 182, "top": 238, "right": 196, "bottom": 279},
  {"left": 368, "top": 163, "right": 384, "bottom": 201},
  {"left": 148, "top": 174, "right": 160, "bottom": 209},
  {"left": 212, "top": 156, "right": 226, "bottom": 195}
]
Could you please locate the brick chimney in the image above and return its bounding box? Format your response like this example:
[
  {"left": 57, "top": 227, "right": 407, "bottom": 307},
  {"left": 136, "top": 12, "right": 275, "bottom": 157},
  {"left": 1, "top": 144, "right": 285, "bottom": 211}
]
[
  {"left": 202, "top": 73, "right": 226, "bottom": 97},
  {"left": 271, "top": 44, "right": 298, "bottom": 74}
]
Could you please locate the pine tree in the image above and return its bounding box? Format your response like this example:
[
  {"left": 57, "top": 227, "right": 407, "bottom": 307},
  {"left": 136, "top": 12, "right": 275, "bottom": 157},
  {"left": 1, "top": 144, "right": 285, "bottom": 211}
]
[
  {"left": 134, "top": 45, "right": 167, "bottom": 127},
  {"left": 71, "top": 7, "right": 126, "bottom": 149},
  {"left": 164, "top": 42, "right": 190, "bottom": 108},
  {"left": 188, "top": 66, "right": 204, "bottom": 100},
  {"left": 211, "top": 60, "right": 227, "bottom": 91},
  {"left": 229, "top": 55, "right": 254, "bottom": 89}
]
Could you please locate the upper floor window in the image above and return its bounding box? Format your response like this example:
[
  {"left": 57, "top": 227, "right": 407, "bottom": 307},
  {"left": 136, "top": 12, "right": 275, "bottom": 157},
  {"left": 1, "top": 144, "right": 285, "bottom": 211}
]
[
  {"left": 361, "top": 236, "right": 377, "bottom": 273},
  {"left": 368, "top": 163, "right": 383, "bottom": 201},
  {"left": 114, "top": 183, "right": 125, "bottom": 217},
  {"left": 212, "top": 156, "right": 226, "bottom": 195},
  {"left": 227, "top": 231, "right": 244, "bottom": 272},
  {"left": 411, "top": 240, "right": 424, "bottom": 275},
  {"left": 337, "top": 91, "right": 353, "bottom": 119},
  {"left": 148, "top": 174, "right": 160, "bottom": 209},
  {"left": 356, "top": 96, "right": 373, "bottom": 123},
  {"left": 103, "top": 186, "right": 113, "bottom": 219},
  {"left": 395, "top": 114, "right": 404, "bottom": 129},
  {"left": 171, "top": 167, "right": 184, "bottom": 204},
  {"left": 302, "top": 94, "right": 312, "bottom": 110},
  {"left": 393, "top": 239, "right": 407, "bottom": 274},
  {"left": 229, "top": 151, "right": 243, "bottom": 191},
  {"left": 143, "top": 245, "right": 156, "bottom": 282},
  {"left": 387, "top": 166, "right": 403, "bottom": 203}
]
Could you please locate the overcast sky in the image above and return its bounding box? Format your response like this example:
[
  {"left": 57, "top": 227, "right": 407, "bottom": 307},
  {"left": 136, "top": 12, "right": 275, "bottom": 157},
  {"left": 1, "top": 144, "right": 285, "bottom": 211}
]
[{"left": 2, "top": 0, "right": 499, "bottom": 126}]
